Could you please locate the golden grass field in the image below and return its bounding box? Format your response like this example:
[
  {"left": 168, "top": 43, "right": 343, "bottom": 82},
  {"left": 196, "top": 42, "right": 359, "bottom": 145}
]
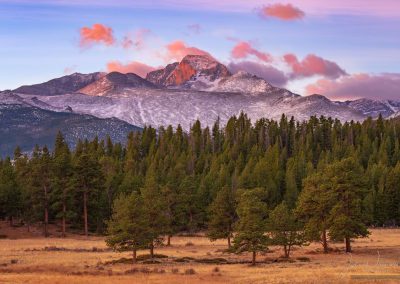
[{"left": 0, "top": 222, "right": 399, "bottom": 283}]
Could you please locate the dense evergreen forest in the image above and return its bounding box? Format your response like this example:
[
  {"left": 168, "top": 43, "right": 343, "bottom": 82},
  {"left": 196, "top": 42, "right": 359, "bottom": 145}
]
[{"left": 1, "top": 113, "right": 400, "bottom": 262}]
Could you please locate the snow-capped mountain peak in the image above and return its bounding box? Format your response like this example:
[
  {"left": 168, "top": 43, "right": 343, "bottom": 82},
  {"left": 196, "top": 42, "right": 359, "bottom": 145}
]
[{"left": 146, "top": 54, "right": 231, "bottom": 89}]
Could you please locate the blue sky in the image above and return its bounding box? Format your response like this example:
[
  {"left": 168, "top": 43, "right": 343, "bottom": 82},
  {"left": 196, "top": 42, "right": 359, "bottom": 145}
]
[{"left": 0, "top": 0, "right": 399, "bottom": 100}]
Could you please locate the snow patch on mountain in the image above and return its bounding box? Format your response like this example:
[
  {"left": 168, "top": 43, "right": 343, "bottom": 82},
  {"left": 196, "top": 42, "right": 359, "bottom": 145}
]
[{"left": 209, "top": 71, "right": 276, "bottom": 94}]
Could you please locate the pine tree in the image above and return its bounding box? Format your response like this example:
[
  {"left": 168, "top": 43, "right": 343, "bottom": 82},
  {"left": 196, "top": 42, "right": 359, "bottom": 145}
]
[
  {"left": 207, "top": 186, "right": 236, "bottom": 248},
  {"left": 0, "top": 158, "right": 21, "bottom": 226},
  {"left": 327, "top": 158, "right": 369, "bottom": 252},
  {"left": 267, "top": 202, "right": 306, "bottom": 258},
  {"left": 13, "top": 147, "right": 30, "bottom": 229},
  {"left": 296, "top": 172, "right": 335, "bottom": 253},
  {"left": 284, "top": 158, "right": 298, "bottom": 209},
  {"left": 72, "top": 151, "right": 104, "bottom": 236},
  {"left": 161, "top": 185, "right": 179, "bottom": 246},
  {"left": 233, "top": 188, "right": 269, "bottom": 265},
  {"left": 141, "top": 165, "right": 167, "bottom": 258},
  {"left": 106, "top": 192, "right": 151, "bottom": 264},
  {"left": 28, "top": 146, "right": 52, "bottom": 236},
  {"left": 52, "top": 132, "right": 72, "bottom": 237}
]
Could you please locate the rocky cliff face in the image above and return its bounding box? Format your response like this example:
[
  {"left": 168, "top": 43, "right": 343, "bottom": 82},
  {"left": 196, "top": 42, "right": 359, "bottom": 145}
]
[{"left": 146, "top": 62, "right": 179, "bottom": 86}]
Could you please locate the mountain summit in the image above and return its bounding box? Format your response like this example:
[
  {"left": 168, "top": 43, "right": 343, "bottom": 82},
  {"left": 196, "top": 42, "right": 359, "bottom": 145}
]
[{"left": 146, "top": 54, "right": 231, "bottom": 89}]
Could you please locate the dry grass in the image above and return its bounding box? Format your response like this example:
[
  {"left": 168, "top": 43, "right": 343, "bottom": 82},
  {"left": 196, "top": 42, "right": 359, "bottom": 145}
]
[{"left": 0, "top": 222, "right": 399, "bottom": 283}]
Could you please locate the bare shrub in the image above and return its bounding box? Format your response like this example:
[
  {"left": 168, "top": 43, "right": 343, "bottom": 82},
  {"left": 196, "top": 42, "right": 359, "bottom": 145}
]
[{"left": 184, "top": 268, "right": 196, "bottom": 275}]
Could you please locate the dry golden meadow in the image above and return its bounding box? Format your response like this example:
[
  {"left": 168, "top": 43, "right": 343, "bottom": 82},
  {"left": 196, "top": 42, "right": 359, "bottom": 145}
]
[{"left": 0, "top": 222, "right": 399, "bottom": 284}]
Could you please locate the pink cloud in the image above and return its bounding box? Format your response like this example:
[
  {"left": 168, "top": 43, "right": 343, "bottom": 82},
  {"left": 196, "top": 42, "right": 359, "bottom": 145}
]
[
  {"left": 79, "top": 23, "right": 115, "bottom": 47},
  {"left": 122, "top": 28, "right": 151, "bottom": 50},
  {"left": 106, "top": 61, "right": 156, "bottom": 78},
  {"left": 305, "top": 73, "right": 400, "bottom": 101},
  {"left": 228, "top": 61, "right": 288, "bottom": 87},
  {"left": 284, "top": 53, "right": 347, "bottom": 79},
  {"left": 164, "top": 40, "right": 211, "bottom": 62},
  {"left": 259, "top": 3, "right": 305, "bottom": 20},
  {"left": 231, "top": 41, "right": 272, "bottom": 63}
]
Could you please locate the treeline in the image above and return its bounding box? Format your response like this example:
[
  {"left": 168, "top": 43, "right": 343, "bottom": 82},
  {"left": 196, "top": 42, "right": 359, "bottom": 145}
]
[{"left": 0, "top": 113, "right": 400, "bottom": 262}]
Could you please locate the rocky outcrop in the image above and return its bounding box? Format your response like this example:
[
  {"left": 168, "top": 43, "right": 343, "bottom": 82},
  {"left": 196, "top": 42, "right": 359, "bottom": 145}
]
[{"left": 79, "top": 72, "right": 156, "bottom": 96}]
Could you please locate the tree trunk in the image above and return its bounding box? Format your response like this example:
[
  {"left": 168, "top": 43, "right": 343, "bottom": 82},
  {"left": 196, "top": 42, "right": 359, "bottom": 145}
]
[
  {"left": 9, "top": 216, "right": 13, "bottom": 227},
  {"left": 83, "top": 190, "right": 88, "bottom": 237},
  {"left": 284, "top": 245, "right": 288, "bottom": 258},
  {"left": 132, "top": 249, "right": 137, "bottom": 264},
  {"left": 150, "top": 242, "right": 154, "bottom": 259},
  {"left": 44, "top": 185, "right": 49, "bottom": 237},
  {"left": 167, "top": 235, "right": 171, "bottom": 246},
  {"left": 228, "top": 236, "right": 231, "bottom": 249},
  {"left": 322, "top": 229, "right": 328, "bottom": 253},
  {"left": 345, "top": 237, "right": 351, "bottom": 253},
  {"left": 252, "top": 251, "right": 256, "bottom": 266},
  {"left": 62, "top": 200, "right": 66, "bottom": 238}
]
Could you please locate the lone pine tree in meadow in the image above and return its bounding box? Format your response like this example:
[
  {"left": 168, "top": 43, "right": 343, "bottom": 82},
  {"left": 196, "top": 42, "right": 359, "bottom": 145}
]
[
  {"left": 141, "top": 166, "right": 167, "bottom": 258},
  {"left": 106, "top": 192, "right": 151, "bottom": 264},
  {"left": 233, "top": 188, "right": 269, "bottom": 266}
]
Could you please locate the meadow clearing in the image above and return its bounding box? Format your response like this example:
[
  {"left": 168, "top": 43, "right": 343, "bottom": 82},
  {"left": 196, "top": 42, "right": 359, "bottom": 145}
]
[{"left": 0, "top": 222, "right": 399, "bottom": 284}]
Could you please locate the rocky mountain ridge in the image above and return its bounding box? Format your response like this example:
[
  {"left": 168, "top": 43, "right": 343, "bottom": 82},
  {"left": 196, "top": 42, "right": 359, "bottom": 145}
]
[{"left": 3, "top": 54, "right": 399, "bottom": 134}]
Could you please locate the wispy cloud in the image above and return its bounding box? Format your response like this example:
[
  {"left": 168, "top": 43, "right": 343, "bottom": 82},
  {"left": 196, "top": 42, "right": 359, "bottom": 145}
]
[
  {"left": 2, "top": 0, "right": 399, "bottom": 16},
  {"left": 106, "top": 60, "right": 156, "bottom": 77},
  {"left": 228, "top": 61, "right": 288, "bottom": 86},
  {"left": 122, "top": 28, "right": 151, "bottom": 50},
  {"left": 231, "top": 41, "right": 272, "bottom": 63},
  {"left": 284, "top": 53, "right": 347, "bottom": 79},
  {"left": 163, "top": 40, "right": 211, "bottom": 62},
  {"left": 305, "top": 73, "right": 400, "bottom": 100}
]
